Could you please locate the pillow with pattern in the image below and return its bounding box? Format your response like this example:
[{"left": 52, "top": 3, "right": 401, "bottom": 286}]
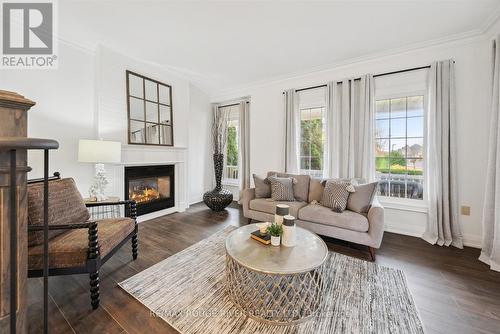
[
  {"left": 321, "top": 180, "right": 355, "bottom": 212},
  {"left": 268, "top": 175, "right": 296, "bottom": 201}
]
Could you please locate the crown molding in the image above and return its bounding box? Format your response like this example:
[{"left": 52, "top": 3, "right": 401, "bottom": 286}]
[
  {"left": 55, "top": 34, "right": 97, "bottom": 55},
  {"left": 211, "top": 28, "right": 487, "bottom": 100},
  {"left": 479, "top": 3, "right": 500, "bottom": 35},
  {"left": 46, "top": 4, "right": 500, "bottom": 99}
]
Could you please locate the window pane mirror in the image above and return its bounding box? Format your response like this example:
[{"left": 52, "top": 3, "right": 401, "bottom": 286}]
[{"left": 126, "top": 70, "right": 173, "bottom": 146}]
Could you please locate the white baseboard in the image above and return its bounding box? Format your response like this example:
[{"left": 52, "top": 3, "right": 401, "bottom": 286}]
[
  {"left": 384, "top": 220, "right": 482, "bottom": 249},
  {"left": 462, "top": 234, "right": 482, "bottom": 248},
  {"left": 384, "top": 219, "right": 425, "bottom": 238},
  {"left": 189, "top": 196, "right": 203, "bottom": 206},
  {"left": 137, "top": 206, "right": 179, "bottom": 223}
]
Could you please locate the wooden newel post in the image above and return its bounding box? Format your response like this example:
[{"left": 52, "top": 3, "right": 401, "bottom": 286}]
[{"left": 0, "top": 90, "right": 36, "bottom": 334}]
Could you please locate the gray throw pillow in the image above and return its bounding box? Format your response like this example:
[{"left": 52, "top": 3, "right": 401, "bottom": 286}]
[
  {"left": 347, "top": 182, "right": 378, "bottom": 213},
  {"left": 253, "top": 174, "right": 271, "bottom": 198},
  {"left": 321, "top": 180, "right": 354, "bottom": 213},
  {"left": 268, "top": 176, "right": 295, "bottom": 201}
]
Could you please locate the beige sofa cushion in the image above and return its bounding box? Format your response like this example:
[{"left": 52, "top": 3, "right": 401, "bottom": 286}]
[
  {"left": 267, "top": 171, "right": 310, "bottom": 202},
  {"left": 308, "top": 178, "right": 324, "bottom": 203},
  {"left": 253, "top": 174, "right": 271, "bottom": 198},
  {"left": 347, "top": 182, "right": 378, "bottom": 213},
  {"left": 249, "top": 199, "right": 307, "bottom": 218},
  {"left": 298, "top": 204, "right": 369, "bottom": 232}
]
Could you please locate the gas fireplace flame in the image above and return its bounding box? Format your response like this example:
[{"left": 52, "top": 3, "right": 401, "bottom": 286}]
[{"left": 130, "top": 187, "right": 161, "bottom": 204}]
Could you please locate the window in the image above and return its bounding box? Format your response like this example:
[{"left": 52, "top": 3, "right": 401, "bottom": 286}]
[
  {"left": 219, "top": 104, "right": 240, "bottom": 182},
  {"left": 298, "top": 87, "right": 327, "bottom": 178},
  {"left": 375, "top": 96, "right": 424, "bottom": 200},
  {"left": 127, "top": 71, "right": 173, "bottom": 146}
]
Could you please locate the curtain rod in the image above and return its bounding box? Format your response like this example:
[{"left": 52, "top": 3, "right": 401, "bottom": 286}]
[
  {"left": 217, "top": 101, "right": 250, "bottom": 109},
  {"left": 282, "top": 63, "right": 441, "bottom": 94},
  {"left": 373, "top": 65, "right": 431, "bottom": 78},
  {"left": 218, "top": 102, "right": 241, "bottom": 109},
  {"left": 295, "top": 84, "right": 327, "bottom": 92}
]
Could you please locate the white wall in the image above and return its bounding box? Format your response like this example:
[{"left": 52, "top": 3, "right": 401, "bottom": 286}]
[
  {"left": 212, "top": 35, "right": 494, "bottom": 248},
  {"left": 0, "top": 42, "right": 96, "bottom": 194},
  {"left": 188, "top": 84, "right": 213, "bottom": 203},
  {"left": 95, "top": 46, "right": 191, "bottom": 147},
  {"left": 0, "top": 43, "right": 213, "bottom": 205}
]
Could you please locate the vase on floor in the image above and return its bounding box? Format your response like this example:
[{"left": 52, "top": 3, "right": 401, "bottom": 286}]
[{"left": 203, "top": 153, "right": 233, "bottom": 211}]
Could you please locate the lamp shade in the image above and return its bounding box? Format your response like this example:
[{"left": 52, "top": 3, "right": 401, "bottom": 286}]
[{"left": 78, "top": 139, "right": 121, "bottom": 163}]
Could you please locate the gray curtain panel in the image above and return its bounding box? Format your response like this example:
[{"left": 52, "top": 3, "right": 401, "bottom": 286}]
[
  {"left": 480, "top": 35, "right": 500, "bottom": 271},
  {"left": 239, "top": 100, "right": 250, "bottom": 191},
  {"left": 284, "top": 89, "right": 300, "bottom": 173},
  {"left": 422, "top": 59, "right": 463, "bottom": 248},
  {"left": 326, "top": 75, "right": 375, "bottom": 181}
]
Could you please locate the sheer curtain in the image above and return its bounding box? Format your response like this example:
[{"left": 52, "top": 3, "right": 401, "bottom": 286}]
[
  {"left": 326, "top": 75, "right": 375, "bottom": 181},
  {"left": 422, "top": 60, "right": 463, "bottom": 248},
  {"left": 480, "top": 35, "right": 500, "bottom": 271},
  {"left": 284, "top": 89, "right": 300, "bottom": 173},
  {"left": 239, "top": 101, "right": 250, "bottom": 190}
]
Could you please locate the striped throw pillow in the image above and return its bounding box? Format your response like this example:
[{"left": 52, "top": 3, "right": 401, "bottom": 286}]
[
  {"left": 268, "top": 176, "right": 295, "bottom": 201},
  {"left": 321, "top": 180, "right": 355, "bottom": 212}
]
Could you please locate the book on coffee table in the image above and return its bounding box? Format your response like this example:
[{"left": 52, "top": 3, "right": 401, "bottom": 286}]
[{"left": 250, "top": 230, "right": 271, "bottom": 245}]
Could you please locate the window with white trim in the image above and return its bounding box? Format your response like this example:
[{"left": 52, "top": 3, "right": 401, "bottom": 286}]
[
  {"left": 298, "top": 87, "right": 327, "bottom": 178},
  {"left": 219, "top": 104, "right": 240, "bottom": 183},
  {"left": 375, "top": 96, "right": 424, "bottom": 200}
]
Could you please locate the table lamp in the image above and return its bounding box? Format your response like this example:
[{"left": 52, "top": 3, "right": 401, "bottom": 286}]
[{"left": 78, "top": 139, "right": 121, "bottom": 201}]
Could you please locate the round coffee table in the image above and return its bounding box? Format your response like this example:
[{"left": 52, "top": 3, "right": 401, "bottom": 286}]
[{"left": 225, "top": 224, "right": 328, "bottom": 325}]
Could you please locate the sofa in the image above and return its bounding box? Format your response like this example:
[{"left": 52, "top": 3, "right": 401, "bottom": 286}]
[{"left": 240, "top": 171, "right": 384, "bottom": 259}]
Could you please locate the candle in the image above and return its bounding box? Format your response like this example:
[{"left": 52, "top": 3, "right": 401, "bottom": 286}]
[
  {"left": 282, "top": 215, "right": 296, "bottom": 247},
  {"left": 275, "top": 204, "right": 289, "bottom": 225}
]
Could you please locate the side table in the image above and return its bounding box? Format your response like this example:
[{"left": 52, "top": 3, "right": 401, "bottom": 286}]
[{"left": 84, "top": 196, "right": 122, "bottom": 220}]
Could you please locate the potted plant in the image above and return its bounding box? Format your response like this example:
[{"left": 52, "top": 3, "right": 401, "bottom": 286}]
[{"left": 267, "top": 223, "right": 283, "bottom": 247}]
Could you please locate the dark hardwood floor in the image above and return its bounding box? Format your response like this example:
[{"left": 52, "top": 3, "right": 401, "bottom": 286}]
[{"left": 27, "top": 203, "right": 500, "bottom": 334}]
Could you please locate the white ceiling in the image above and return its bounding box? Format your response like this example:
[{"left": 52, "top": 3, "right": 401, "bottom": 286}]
[{"left": 59, "top": 1, "right": 500, "bottom": 92}]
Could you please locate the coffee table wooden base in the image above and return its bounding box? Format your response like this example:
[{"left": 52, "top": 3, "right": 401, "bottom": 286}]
[{"left": 225, "top": 254, "right": 325, "bottom": 325}]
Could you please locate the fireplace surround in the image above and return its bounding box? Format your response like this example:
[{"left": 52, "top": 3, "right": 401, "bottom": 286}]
[{"left": 124, "top": 165, "right": 175, "bottom": 216}]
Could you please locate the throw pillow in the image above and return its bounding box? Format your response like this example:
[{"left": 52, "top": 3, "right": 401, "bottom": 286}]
[
  {"left": 308, "top": 178, "right": 324, "bottom": 203},
  {"left": 347, "top": 182, "right": 379, "bottom": 213},
  {"left": 268, "top": 176, "right": 296, "bottom": 201},
  {"left": 253, "top": 174, "right": 271, "bottom": 198},
  {"left": 267, "top": 171, "right": 310, "bottom": 202},
  {"left": 321, "top": 180, "right": 355, "bottom": 212}
]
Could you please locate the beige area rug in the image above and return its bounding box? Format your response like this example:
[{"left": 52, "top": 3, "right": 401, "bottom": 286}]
[{"left": 119, "top": 226, "right": 424, "bottom": 334}]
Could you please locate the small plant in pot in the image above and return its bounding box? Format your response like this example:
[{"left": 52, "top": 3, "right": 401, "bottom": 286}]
[{"left": 267, "top": 223, "right": 283, "bottom": 247}]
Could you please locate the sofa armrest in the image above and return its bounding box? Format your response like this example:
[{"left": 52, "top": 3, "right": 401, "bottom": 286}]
[
  {"left": 367, "top": 197, "right": 384, "bottom": 248},
  {"left": 240, "top": 188, "right": 256, "bottom": 215}
]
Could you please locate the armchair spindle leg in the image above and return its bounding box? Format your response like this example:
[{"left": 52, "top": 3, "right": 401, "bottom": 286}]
[{"left": 89, "top": 271, "right": 100, "bottom": 309}]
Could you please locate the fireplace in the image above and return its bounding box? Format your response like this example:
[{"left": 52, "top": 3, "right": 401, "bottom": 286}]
[{"left": 124, "top": 165, "right": 175, "bottom": 216}]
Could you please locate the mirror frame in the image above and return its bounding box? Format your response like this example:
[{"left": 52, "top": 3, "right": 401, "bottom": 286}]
[{"left": 126, "top": 70, "right": 174, "bottom": 146}]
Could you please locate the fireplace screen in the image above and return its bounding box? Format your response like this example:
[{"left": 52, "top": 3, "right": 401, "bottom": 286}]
[
  {"left": 125, "top": 165, "right": 175, "bottom": 216},
  {"left": 128, "top": 176, "right": 171, "bottom": 204}
]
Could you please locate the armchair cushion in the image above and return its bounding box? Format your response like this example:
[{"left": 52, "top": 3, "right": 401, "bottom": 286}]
[
  {"left": 28, "top": 218, "right": 135, "bottom": 270},
  {"left": 28, "top": 178, "right": 90, "bottom": 247}
]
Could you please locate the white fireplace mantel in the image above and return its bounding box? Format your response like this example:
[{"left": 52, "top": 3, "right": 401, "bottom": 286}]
[{"left": 108, "top": 145, "right": 189, "bottom": 222}]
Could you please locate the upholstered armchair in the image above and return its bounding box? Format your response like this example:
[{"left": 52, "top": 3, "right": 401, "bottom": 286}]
[{"left": 27, "top": 174, "right": 138, "bottom": 309}]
